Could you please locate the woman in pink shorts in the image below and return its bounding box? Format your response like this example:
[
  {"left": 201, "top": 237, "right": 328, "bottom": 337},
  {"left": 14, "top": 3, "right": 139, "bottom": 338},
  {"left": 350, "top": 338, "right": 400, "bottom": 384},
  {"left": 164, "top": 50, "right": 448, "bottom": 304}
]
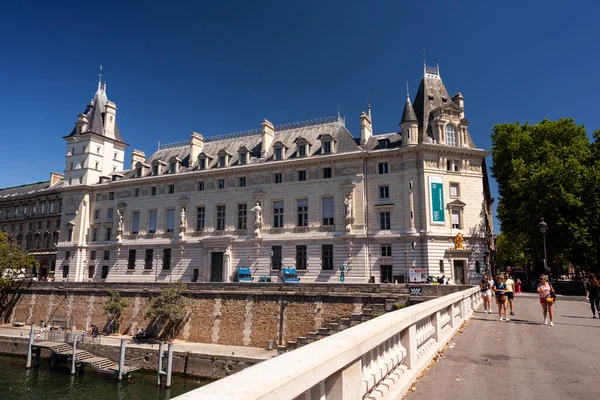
[{"left": 537, "top": 275, "right": 555, "bottom": 326}]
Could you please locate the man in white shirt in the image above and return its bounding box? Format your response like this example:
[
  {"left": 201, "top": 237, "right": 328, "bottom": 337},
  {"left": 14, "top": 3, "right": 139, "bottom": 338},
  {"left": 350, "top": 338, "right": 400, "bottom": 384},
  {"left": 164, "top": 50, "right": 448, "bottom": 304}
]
[{"left": 504, "top": 273, "right": 516, "bottom": 315}]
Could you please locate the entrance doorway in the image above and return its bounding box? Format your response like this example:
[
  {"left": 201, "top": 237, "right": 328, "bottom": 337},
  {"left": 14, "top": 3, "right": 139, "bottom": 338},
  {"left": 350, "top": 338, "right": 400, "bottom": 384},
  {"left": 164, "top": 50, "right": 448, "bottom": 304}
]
[
  {"left": 380, "top": 265, "right": 393, "bottom": 283},
  {"left": 453, "top": 260, "right": 465, "bottom": 284},
  {"left": 210, "top": 252, "right": 224, "bottom": 282}
]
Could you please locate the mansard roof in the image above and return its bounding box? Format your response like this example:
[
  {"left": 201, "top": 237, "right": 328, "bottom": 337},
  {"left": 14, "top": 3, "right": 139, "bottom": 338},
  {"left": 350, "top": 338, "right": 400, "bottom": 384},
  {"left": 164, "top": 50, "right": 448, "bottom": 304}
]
[
  {"left": 361, "top": 132, "right": 403, "bottom": 151},
  {"left": 0, "top": 180, "right": 63, "bottom": 200},
  {"left": 65, "top": 83, "right": 124, "bottom": 143},
  {"left": 121, "top": 116, "right": 360, "bottom": 180},
  {"left": 413, "top": 65, "right": 451, "bottom": 134}
]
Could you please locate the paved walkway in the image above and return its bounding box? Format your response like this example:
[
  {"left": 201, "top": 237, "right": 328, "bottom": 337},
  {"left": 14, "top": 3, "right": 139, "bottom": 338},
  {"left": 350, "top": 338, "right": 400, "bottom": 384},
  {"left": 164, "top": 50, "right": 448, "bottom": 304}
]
[
  {"left": 0, "top": 324, "right": 276, "bottom": 361},
  {"left": 408, "top": 293, "right": 600, "bottom": 400}
]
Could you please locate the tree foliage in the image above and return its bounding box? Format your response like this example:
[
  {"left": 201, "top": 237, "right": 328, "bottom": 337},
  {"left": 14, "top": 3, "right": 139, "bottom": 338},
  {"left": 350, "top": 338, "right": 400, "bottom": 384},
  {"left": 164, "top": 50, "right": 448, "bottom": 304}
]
[
  {"left": 103, "top": 291, "right": 128, "bottom": 334},
  {"left": 0, "top": 232, "right": 38, "bottom": 290},
  {"left": 145, "top": 281, "right": 190, "bottom": 324},
  {"left": 491, "top": 118, "right": 599, "bottom": 275}
]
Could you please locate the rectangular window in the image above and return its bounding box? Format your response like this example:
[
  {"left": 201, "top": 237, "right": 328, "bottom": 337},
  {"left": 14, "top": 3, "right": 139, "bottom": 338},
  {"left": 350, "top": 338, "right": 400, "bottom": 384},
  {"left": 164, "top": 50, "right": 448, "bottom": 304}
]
[
  {"left": 103, "top": 250, "right": 110, "bottom": 261},
  {"left": 378, "top": 162, "right": 389, "bottom": 174},
  {"left": 23, "top": 206, "right": 28, "bottom": 216},
  {"left": 40, "top": 203, "right": 46, "bottom": 214},
  {"left": 322, "top": 141, "right": 331, "bottom": 154},
  {"left": 237, "top": 204, "right": 247, "bottom": 230},
  {"left": 297, "top": 199, "right": 308, "bottom": 227},
  {"left": 96, "top": 193, "right": 101, "bottom": 202},
  {"left": 381, "top": 244, "right": 392, "bottom": 257},
  {"left": 298, "top": 170, "right": 306, "bottom": 181},
  {"left": 218, "top": 179, "right": 225, "bottom": 189},
  {"left": 296, "top": 245, "right": 307, "bottom": 270},
  {"left": 65, "top": 251, "right": 71, "bottom": 260},
  {"left": 151, "top": 187, "right": 157, "bottom": 196},
  {"left": 273, "top": 201, "right": 284, "bottom": 228},
  {"left": 148, "top": 210, "right": 157, "bottom": 233},
  {"left": 271, "top": 245, "right": 282, "bottom": 270},
  {"left": 145, "top": 249, "right": 153, "bottom": 269},
  {"left": 132, "top": 212, "right": 140, "bottom": 234},
  {"left": 322, "top": 197, "right": 334, "bottom": 226},
  {"left": 128, "top": 249, "right": 136, "bottom": 269},
  {"left": 94, "top": 209, "right": 100, "bottom": 220},
  {"left": 298, "top": 144, "right": 306, "bottom": 157},
  {"left": 450, "top": 182, "right": 460, "bottom": 197},
  {"left": 90, "top": 250, "right": 96, "bottom": 260},
  {"left": 216, "top": 205, "right": 226, "bottom": 231},
  {"left": 218, "top": 155, "right": 226, "bottom": 167},
  {"left": 239, "top": 177, "right": 246, "bottom": 187},
  {"left": 166, "top": 209, "right": 175, "bottom": 232},
  {"left": 105, "top": 226, "right": 112, "bottom": 241},
  {"left": 274, "top": 147, "right": 283, "bottom": 161},
  {"left": 107, "top": 208, "right": 113, "bottom": 220},
  {"left": 169, "top": 162, "right": 177, "bottom": 174},
  {"left": 274, "top": 173, "right": 282, "bottom": 184},
  {"left": 323, "top": 167, "right": 332, "bottom": 179},
  {"left": 134, "top": 188, "right": 140, "bottom": 197},
  {"left": 92, "top": 227, "right": 99, "bottom": 241},
  {"left": 168, "top": 184, "right": 175, "bottom": 194},
  {"left": 162, "top": 249, "right": 171, "bottom": 270},
  {"left": 199, "top": 158, "right": 206, "bottom": 170},
  {"left": 152, "top": 164, "right": 159, "bottom": 175},
  {"left": 101, "top": 265, "right": 109, "bottom": 279},
  {"left": 322, "top": 244, "right": 334, "bottom": 270},
  {"left": 198, "top": 181, "right": 205, "bottom": 191},
  {"left": 379, "top": 186, "right": 390, "bottom": 199},
  {"left": 380, "top": 211, "right": 391, "bottom": 230},
  {"left": 239, "top": 152, "right": 247, "bottom": 165},
  {"left": 451, "top": 210, "right": 461, "bottom": 229},
  {"left": 109, "top": 192, "right": 114, "bottom": 200},
  {"left": 88, "top": 265, "right": 95, "bottom": 279},
  {"left": 49, "top": 203, "right": 55, "bottom": 213},
  {"left": 196, "top": 207, "right": 205, "bottom": 231}
]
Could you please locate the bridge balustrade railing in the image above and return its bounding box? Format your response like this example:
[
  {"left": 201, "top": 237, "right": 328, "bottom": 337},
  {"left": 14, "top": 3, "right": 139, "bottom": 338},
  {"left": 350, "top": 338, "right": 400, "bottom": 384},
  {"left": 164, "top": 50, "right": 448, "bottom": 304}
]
[{"left": 173, "top": 286, "right": 482, "bottom": 400}]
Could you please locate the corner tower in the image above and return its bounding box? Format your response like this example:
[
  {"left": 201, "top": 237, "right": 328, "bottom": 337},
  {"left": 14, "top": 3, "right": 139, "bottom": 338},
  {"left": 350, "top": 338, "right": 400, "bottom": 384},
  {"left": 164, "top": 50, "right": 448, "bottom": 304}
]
[{"left": 62, "top": 80, "right": 128, "bottom": 187}]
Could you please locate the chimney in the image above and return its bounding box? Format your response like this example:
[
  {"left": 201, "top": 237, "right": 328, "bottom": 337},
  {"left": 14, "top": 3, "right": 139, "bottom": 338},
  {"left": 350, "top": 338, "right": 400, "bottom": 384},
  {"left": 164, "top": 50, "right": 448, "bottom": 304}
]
[
  {"left": 452, "top": 92, "right": 465, "bottom": 119},
  {"left": 360, "top": 111, "right": 372, "bottom": 145},
  {"left": 50, "top": 172, "right": 64, "bottom": 187},
  {"left": 131, "top": 149, "right": 146, "bottom": 170},
  {"left": 103, "top": 100, "right": 117, "bottom": 139},
  {"left": 189, "top": 132, "right": 205, "bottom": 165},
  {"left": 261, "top": 119, "right": 275, "bottom": 158}
]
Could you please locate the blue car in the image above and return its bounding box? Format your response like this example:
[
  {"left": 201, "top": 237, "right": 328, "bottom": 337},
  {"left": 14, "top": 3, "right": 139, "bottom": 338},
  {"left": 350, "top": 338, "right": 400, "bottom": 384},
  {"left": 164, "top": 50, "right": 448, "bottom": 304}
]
[
  {"left": 280, "top": 267, "right": 300, "bottom": 283},
  {"left": 235, "top": 267, "right": 254, "bottom": 283}
]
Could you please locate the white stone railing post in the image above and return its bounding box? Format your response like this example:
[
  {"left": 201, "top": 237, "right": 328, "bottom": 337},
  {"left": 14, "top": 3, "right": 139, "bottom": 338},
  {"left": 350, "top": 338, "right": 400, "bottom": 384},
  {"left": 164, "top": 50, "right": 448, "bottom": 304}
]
[
  {"left": 400, "top": 325, "right": 417, "bottom": 370},
  {"left": 449, "top": 303, "right": 456, "bottom": 328},
  {"left": 325, "top": 359, "right": 362, "bottom": 400},
  {"left": 432, "top": 310, "right": 442, "bottom": 342}
]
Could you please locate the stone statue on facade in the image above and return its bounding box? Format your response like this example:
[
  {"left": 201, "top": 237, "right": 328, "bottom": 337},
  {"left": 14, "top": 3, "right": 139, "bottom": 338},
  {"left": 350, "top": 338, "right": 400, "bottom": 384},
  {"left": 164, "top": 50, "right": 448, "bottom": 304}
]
[
  {"left": 251, "top": 201, "right": 262, "bottom": 237},
  {"left": 116, "top": 209, "right": 124, "bottom": 244},
  {"left": 344, "top": 193, "right": 354, "bottom": 233},
  {"left": 179, "top": 207, "right": 187, "bottom": 240},
  {"left": 454, "top": 232, "right": 466, "bottom": 250}
]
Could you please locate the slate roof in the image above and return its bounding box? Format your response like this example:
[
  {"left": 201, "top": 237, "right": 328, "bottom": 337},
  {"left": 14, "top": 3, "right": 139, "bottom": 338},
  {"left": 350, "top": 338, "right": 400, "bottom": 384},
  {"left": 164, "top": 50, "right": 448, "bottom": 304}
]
[
  {"left": 413, "top": 71, "right": 451, "bottom": 136},
  {"left": 400, "top": 97, "right": 418, "bottom": 124},
  {"left": 66, "top": 83, "right": 124, "bottom": 142},
  {"left": 0, "top": 180, "right": 63, "bottom": 200},
  {"left": 361, "top": 132, "right": 403, "bottom": 151},
  {"left": 124, "top": 117, "right": 362, "bottom": 179}
]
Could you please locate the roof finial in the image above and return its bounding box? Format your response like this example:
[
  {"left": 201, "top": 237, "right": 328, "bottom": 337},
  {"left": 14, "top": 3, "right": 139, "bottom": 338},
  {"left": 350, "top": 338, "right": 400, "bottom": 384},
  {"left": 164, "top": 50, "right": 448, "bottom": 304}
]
[
  {"left": 423, "top": 48, "right": 426, "bottom": 76},
  {"left": 406, "top": 81, "right": 410, "bottom": 100},
  {"left": 337, "top": 104, "right": 341, "bottom": 120},
  {"left": 98, "top": 64, "right": 103, "bottom": 89}
]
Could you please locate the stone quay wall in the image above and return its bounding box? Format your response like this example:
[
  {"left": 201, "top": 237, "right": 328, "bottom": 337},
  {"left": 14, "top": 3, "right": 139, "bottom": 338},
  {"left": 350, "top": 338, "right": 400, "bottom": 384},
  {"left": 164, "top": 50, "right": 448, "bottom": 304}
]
[{"left": 2, "top": 282, "right": 425, "bottom": 348}]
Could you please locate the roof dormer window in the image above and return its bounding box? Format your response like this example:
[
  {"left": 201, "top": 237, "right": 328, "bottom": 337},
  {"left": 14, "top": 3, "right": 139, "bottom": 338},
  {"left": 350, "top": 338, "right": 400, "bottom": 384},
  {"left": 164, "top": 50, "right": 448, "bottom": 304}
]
[
  {"left": 219, "top": 155, "right": 226, "bottom": 168},
  {"left": 295, "top": 138, "right": 310, "bottom": 158},
  {"left": 152, "top": 164, "right": 159, "bottom": 176},
  {"left": 445, "top": 124, "right": 457, "bottom": 147},
  {"left": 199, "top": 156, "right": 206, "bottom": 170},
  {"left": 320, "top": 134, "right": 335, "bottom": 154},
  {"left": 239, "top": 148, "right": 249, "bottom": 165},
  {"left": 274, "top": 147, "right": 283, "bottom": 161},
  {"left": 135, "top": 165, "right": 142, "bottom": 178},
  {"left": 169, "top": 162, "right": 177, "bottom": 174}
]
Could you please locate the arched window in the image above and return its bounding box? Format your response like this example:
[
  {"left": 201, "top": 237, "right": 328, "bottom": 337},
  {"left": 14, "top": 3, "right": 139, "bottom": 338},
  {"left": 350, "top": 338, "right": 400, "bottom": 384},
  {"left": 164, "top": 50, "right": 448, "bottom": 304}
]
[{"left": 445, "top": 125, "right": 456, "bottom": 147}]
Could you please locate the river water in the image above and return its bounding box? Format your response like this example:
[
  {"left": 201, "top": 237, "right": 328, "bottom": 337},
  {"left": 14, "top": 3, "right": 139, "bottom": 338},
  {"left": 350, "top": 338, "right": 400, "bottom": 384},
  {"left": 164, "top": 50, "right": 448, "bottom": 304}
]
[{"left": 0, "top": 354, "right": 209, "bottom": 400}]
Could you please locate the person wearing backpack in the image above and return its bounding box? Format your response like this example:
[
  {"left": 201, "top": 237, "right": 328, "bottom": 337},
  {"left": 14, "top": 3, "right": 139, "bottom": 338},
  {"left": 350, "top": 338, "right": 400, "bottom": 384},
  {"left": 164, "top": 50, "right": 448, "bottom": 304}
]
[{"left": 537, "top": 275, "right": 556, "bottom": 326}]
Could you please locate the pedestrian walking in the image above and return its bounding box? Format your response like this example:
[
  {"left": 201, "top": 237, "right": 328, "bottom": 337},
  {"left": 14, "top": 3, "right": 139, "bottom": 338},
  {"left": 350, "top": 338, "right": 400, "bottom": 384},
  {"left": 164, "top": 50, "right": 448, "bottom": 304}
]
[
  {"left": 493, "top": 275, "right": 509, "bottom": 321},
  {"left": 480, "top": 274, "right": 493, "bottom": 313},
  {"left": 585, "top": 273, "right": 600, "bottom": 318},
  {"left": 537, "top": 275, "right": 555, "bottom": 326},
  {"left": 515, "top": 278, "right": 522, "bottom": 294},
  {"left": 504, "top": 273, "right": 516, "bottom": 315}
]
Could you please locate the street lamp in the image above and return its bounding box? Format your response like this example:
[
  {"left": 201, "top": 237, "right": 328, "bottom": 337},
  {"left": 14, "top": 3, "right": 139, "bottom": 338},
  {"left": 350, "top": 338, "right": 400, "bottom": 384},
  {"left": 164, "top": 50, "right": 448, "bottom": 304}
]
[{"left": 538, "top": 218, "right": 548, "bottom": 277}]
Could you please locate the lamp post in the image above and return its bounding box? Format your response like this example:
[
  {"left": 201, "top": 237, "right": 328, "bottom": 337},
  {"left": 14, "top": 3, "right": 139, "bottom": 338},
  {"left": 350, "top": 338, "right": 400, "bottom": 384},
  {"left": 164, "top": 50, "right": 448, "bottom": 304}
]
[
  {"left": 538, "top": 218, "right": 548, "bottom": 277},
  {"left": 403, "top": 242, "right": 416, "bottom": 284}
]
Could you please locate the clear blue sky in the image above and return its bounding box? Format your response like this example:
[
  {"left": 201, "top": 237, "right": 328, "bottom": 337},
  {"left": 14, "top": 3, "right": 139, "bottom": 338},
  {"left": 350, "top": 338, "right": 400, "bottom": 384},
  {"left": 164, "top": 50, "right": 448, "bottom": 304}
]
[{"left": 1, "top": 1, "right": 598, "bottom": 233}]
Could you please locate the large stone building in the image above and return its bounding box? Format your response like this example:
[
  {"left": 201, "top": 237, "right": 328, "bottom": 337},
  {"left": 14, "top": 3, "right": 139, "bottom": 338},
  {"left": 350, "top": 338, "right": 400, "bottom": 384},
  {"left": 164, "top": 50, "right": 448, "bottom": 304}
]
[
  {"left": 0, "top": 173, "right": 64, "bottom": 279},
  {"left": 3, "top": 64, "right": 494, "bottom": 284}
]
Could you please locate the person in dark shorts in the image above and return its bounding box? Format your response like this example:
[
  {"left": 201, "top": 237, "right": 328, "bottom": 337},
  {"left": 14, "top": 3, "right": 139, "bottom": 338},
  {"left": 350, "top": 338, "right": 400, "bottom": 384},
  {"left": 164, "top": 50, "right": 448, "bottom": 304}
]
[
  {"left": 504, "top": 273, "right": 515, "bottom": 315},
  {"left": 585, "top": 273, "right": 600, "bottom": 318},
  {"left": 493, "top": 275, "right": 509, "bottom": 321}
]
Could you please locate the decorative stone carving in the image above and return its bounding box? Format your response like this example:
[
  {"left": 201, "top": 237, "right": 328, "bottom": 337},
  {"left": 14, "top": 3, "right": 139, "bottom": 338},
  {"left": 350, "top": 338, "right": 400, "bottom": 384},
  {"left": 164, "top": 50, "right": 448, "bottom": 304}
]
[
  {"left": 116, "top": 209, "right": 124, "bottom": 244},
  {"left": 344, "top": 193, "right": 354, "bottom": 233},
  {"left": 425, "top": 159, "right": 438, "bottom": 168},
  {"left": 178, "top": 183, "right": 193, "bottom": 192},
  {"left": 250, "top": 201, "right": 263, "bottom": 237},
  {"left": 453, "top": 232, "right": 465, "bottom": 250},
  {"left": 179, "top": 207, "right": 187, "bottom": 240},
  {"left": 117, "top": 191, "right": 130, "bottom": 199}
]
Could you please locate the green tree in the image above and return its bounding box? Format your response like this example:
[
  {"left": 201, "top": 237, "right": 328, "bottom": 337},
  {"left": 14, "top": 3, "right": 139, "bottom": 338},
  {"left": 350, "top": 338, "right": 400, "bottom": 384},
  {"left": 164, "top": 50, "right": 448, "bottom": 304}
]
[
  {"left": 491, "top": 118, "right": 596, "bottom": 275},
  {"left": 103, "top": 291, "right": 128, "bottom": 334},
  {"left": 145, "top": 281, "right": 190, "bottom": 339}
]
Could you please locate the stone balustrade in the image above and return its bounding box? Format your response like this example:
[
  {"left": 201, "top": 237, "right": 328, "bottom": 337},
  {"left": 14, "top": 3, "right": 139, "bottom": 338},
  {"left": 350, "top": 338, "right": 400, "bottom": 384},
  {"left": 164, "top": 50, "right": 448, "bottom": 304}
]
[{"left": 173, "top": 286, "right": 481, "bottom": 400}]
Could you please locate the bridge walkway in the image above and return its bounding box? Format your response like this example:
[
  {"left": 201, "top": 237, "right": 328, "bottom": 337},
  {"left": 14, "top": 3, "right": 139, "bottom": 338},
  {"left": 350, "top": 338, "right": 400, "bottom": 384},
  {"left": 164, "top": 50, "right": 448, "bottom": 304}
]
[{"left": 407, "top": 293, "right": 600, "bottom": 400}]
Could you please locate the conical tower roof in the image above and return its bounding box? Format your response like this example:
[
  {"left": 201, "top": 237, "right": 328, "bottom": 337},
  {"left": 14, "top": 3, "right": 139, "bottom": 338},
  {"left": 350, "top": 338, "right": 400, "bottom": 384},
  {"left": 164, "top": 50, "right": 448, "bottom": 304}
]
[{"left": 401, "top": 97, "right": 417, "bottom": 124}]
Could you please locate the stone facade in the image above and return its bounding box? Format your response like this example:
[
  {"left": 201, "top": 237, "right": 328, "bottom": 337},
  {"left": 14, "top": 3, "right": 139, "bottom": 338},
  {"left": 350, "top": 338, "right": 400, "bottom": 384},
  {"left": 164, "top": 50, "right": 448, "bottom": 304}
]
[
  {"left": 0, "top": 173, "right": 64, "bottom": 279},
  {"left": 1, "top": 63, "right": 494, "bottom": 285}
]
